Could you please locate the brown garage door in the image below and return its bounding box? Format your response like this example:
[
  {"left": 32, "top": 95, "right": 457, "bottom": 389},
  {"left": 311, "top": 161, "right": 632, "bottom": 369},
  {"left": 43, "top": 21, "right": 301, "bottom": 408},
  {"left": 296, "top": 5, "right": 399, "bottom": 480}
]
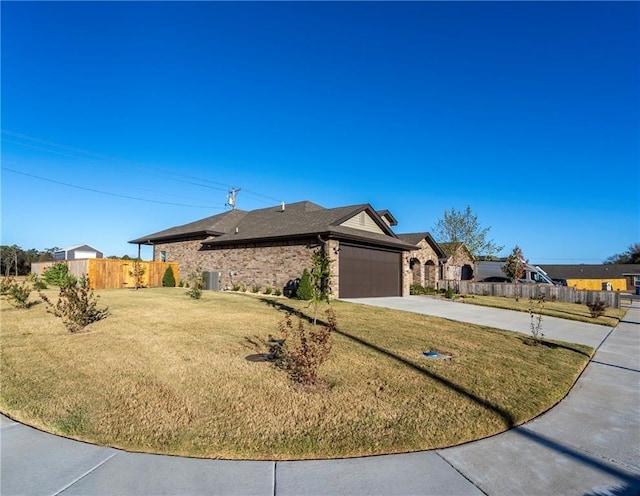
[{"left": 339, "top": 244, "right": 402, "bottom": 298}]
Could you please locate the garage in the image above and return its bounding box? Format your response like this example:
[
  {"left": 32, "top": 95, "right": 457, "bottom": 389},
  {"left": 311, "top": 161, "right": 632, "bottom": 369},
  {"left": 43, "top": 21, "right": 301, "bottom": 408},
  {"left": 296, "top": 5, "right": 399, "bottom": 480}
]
[{"left": 339, "top": 244, "right": 402, "bottom": 298}]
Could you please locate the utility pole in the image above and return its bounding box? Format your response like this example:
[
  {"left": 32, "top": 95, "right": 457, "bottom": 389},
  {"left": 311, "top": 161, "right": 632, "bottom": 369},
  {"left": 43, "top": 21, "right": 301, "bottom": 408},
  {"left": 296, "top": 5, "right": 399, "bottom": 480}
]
[{"left": 227, "top": 188, "right": 241, "bottom": 210}]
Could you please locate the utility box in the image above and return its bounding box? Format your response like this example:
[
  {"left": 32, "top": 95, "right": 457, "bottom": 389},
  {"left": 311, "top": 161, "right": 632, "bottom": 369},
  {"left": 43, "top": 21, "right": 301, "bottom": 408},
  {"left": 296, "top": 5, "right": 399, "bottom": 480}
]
[
  {"left": 204, "top": 271, "right": 222, "bottom": 291},
  {"left": 601, "top": 281, "right": 612, "bottom": 291}
]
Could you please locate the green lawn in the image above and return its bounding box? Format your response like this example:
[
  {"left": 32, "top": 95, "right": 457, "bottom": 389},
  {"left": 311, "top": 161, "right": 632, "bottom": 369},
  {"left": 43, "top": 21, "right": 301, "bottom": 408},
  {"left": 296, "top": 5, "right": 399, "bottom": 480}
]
[
  {"left": 1, "top": 286, "right": 594, "bottom": 460},
  {"left": 456, "top": 294, "right": 626, "bottom": 327}
]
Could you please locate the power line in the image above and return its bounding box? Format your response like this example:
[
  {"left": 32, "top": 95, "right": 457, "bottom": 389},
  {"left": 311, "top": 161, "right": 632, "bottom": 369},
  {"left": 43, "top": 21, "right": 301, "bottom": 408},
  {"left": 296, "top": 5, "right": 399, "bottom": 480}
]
[
  {"left": 2, "top": 166, "right": 226, "bottom": 210},
  {"left": 1, "top": 129, "right": 282, "bottom": 203}
]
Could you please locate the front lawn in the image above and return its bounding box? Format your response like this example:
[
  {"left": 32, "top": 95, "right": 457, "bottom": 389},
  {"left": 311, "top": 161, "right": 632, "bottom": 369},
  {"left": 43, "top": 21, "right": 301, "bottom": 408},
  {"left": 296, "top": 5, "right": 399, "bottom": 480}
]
[
  {"left": 1, "top": 287, "right": 593, "bottom": 460},
  {"left": 456, "top": 294, "right": 625, "bottom": 327}
]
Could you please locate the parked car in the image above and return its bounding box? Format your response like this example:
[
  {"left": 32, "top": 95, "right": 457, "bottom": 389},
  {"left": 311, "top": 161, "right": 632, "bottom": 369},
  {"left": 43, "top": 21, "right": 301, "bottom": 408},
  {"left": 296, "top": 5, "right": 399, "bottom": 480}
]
[
  {"left": 481, "top": 276, "right": 511, "bottom": 283},
  {"left": 552, "top": 278, "right": 568, "bottom": 286}
]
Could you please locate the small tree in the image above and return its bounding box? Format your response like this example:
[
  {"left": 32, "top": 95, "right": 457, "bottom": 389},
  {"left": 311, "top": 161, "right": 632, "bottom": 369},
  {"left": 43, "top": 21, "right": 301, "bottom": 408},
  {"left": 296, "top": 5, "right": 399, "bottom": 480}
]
[
  {"left": 276, "top": 308, "right": 336, "bottom": 387},
  {"left": 272, "top": 247, "right": 336, "bottom": 388},
  {"left": 129, "top": 258, "right": 146, "bottom": 290},
  {"left": 296, "top": 269, "right": 313, "bottom": 301},
  {"left": 6, "top": 280, "right": 33, "bottom": 308},
  {"left": 43, "top": 262, "right": 75, "bottom": 286},
  {"left": 162, "top": 266, "right": 176, "bottom": 287},
  {"left": 502, "top": 246, "right": 526, "bottom": 301},
  {"left": 186, "top": 265, "right": 205, "bottom": 299},
  {"left": 309, "top": 248, "right": 332, "bottom": 325},
  {"left": 40, "top": 278, "right": 109, "bottom": 332},
  {"left": 528, "top": 292, "right": 545, "bottom": 345}
]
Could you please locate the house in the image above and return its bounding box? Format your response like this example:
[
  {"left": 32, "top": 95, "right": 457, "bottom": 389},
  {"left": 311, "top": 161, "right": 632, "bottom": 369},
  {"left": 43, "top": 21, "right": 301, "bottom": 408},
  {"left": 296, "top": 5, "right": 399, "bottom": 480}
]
[
  {"left": 397, "top": 233, "right": 447, "bottom": 288},
  {"left": 129, "top": 201, "right": 419, "bottom": 298},
  {"left": 538, "top": 264, "right": 640, "bottom": 292},
  {"left": 438, "top": 242, "right": 475, "bottom": 281},
  {"left": 53, "top": 244, "right": 104, "bottom": 261}
]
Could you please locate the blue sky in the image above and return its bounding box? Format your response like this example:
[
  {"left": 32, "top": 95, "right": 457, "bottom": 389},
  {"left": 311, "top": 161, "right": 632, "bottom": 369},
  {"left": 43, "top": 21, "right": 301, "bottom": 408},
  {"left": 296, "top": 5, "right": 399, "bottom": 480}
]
[{"left": 2, "top": 1, "right": 638, "bottom": 263}]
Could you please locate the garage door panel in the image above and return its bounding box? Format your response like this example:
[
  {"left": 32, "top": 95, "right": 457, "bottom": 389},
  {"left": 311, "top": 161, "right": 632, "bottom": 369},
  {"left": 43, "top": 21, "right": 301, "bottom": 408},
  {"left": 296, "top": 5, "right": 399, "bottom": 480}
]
[{"left": 339, "top": 245, "right": 401, "bottom": 298}]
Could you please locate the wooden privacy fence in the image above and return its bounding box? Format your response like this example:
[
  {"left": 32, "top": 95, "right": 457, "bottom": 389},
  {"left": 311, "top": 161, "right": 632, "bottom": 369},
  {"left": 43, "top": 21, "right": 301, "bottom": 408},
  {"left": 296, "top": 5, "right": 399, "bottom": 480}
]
[
  {"left": 436, "top": 281, "right": 621, "bottom": 309},
  {"left": 31, "top": 260, "right": 179, "bottom": 290}
]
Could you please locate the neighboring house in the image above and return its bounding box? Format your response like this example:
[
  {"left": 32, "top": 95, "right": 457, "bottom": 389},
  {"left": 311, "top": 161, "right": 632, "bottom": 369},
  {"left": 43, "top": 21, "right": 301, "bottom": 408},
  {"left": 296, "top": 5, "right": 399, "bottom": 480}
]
[
  {"left": 129, "top": 201, "right": 418, "bottom": 299},
  {"left": 439, "top": 242, "right": 475, "bottom": 281},
  {"left": 53, "top": 244, "right": 103, "bottom": 261},
  {"left": 397, "top": 233, "right": 447, "bottom": 288},
  {"left": 538, "top": 264, "right": 640, "bottom": 291}
]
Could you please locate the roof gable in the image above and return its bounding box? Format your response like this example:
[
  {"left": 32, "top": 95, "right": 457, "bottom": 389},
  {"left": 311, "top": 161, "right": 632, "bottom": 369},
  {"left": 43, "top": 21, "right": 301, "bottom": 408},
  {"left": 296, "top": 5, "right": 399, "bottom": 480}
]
[
  {"left": 57, "top": 244, "right": 102, "bottom": 253},
  {"left": 397, "top": 232, "right": 447, "bottom": 258}
]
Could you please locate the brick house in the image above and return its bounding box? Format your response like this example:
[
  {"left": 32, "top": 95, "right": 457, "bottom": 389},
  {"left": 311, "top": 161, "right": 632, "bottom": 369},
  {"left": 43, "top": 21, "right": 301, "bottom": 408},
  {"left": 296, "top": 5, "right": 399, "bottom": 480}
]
[
  {"left": 438, "top": 242, "right": 475, "bottom": 281},
  {"left": 130, "top": 201, "right": 419, "bottom": 298},
  {"left": 396, "top": 233, "right": 447, "bottom": 289}
]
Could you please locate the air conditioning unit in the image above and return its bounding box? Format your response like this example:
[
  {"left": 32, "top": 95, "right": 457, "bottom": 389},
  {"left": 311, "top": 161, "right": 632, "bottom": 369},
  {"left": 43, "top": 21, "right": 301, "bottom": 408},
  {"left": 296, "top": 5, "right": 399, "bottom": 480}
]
[{"left": 203, "top": 271, "right": 222, "bottom": 291}]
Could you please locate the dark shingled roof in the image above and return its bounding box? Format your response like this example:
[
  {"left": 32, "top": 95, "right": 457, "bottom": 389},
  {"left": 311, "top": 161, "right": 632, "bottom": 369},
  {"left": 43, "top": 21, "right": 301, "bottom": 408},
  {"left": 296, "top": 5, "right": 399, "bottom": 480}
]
[
  {"left": 538, "top": 264, "right": 640, "bottom": 279},
  {"left": 129, "top": 209, "right": 248, "bottom": 244},
  {"left": 130, "top": 201, "right": 416, "bottom": 251},
  {"left": 396, "top": 232, "right": 447, "bottom": 259},
  {"left": 376, "top": 210, "right": 398, "bottom": 226}
]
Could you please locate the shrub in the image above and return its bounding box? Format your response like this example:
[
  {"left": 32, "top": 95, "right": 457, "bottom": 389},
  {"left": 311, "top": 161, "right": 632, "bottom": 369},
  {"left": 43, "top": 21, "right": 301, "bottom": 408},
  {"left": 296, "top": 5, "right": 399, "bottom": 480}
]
[
  {"left": 275, "top": 308, "right": 336, "bottom": 387},
  {"left": 273, "top": 288, "right": 282, "bottom": 296},
  {"left": 0, "top": 276, "right": 16, "bottom": 295},
  {"left": 251, "top": 285, "right": 260, "bottom": 294},
  {"left": 264, "top": 286, "right": 272, "bottom": 295},
  {"left": 186, "top": 266, "right": 205, "bottom": 299},
  {"left": 7, "top": 281, "right": 33, "bottom": 308},
  {"left": 162, "top": 266, "right": 176, "bottom": 287},
  {"left": 40, "top": 278, "right": 109, "bottom": 332},
  {"left": 445, "top": 285, "right": 454, "bottom": 299},
  {"left": 410, "top": 283, "right": 427, "bottom": 295},
  {"left": 187, "top": 286, "right": 202, "bottom": 299},
  {"left": 232, "top": 283, "right": 241, "bottom": 291},
  {"left": 43, "top": 263, "right": 76, "bottom": 286},
  {"left": 587, "top": 299, "right": 609, "bottom": 318},
  {"left": 296, "top": 269, "right": 313, "bottom": 301}
]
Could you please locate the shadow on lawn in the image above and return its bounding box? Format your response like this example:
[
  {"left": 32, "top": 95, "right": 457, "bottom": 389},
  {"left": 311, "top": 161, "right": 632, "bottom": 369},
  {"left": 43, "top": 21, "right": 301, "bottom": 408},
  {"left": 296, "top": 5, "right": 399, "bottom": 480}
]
[
  {"left": 261, "top": 298, "right": 640, "bottom": 489},
  {"left": 260, "top": 298, "right": 517, "bottom": 429}
]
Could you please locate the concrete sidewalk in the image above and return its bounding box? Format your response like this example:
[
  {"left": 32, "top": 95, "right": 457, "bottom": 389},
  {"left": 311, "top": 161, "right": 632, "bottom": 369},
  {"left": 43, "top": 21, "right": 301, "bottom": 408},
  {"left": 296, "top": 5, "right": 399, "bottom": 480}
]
[{"left": 2, "top": 301, "right": 639, "bottom": 495}]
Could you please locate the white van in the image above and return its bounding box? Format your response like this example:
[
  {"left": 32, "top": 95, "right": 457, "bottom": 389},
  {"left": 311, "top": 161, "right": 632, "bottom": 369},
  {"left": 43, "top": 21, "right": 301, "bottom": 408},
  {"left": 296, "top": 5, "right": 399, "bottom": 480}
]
[{"left": 475, "top": 261, "right": 554, "bottom": 285}]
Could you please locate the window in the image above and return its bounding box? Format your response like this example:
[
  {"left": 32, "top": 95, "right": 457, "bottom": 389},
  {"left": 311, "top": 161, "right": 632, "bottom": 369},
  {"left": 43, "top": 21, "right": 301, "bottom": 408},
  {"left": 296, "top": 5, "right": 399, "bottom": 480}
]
[
  {"left": 160, "top": 251, "right": 167, "bottom": 262},
  {"left": 634, "top": 276, "right": 640, "bottom": 287}
]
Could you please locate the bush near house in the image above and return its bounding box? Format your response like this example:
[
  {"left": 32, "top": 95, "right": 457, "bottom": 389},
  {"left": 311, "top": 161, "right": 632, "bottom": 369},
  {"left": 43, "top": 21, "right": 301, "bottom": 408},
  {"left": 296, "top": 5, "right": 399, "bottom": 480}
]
[{"left": 162, "top": 267, "right": 176, "bottom": 287}]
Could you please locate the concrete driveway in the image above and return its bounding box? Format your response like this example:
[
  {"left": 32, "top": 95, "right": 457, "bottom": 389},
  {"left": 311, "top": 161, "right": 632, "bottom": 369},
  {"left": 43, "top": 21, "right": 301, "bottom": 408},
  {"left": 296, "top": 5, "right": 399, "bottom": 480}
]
[{"left": 2, "top": 299, "right": 639, "bottom": 495}]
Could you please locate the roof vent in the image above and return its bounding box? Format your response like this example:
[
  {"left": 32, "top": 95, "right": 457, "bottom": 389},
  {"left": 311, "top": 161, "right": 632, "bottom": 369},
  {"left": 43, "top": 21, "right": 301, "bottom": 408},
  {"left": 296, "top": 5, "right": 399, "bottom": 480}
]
[
  {"left": 281, "top": 201, "right": 285, "bottom": 212},
  {"left": 235, "top": 227, "right": 239, "bottom": 234}
]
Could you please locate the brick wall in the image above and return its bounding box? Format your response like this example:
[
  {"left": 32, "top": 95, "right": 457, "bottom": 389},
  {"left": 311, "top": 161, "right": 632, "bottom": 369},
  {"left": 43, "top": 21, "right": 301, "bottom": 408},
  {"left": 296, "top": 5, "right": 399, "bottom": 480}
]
[
  {"left": 407, "top": 239, "right": 441, "bottom": 287},
  {"left": 154, "top": 238, "right": 324, "bottom": 294},
  {"left": 154, "top": 237, "right": 409, "bottom": 298}
]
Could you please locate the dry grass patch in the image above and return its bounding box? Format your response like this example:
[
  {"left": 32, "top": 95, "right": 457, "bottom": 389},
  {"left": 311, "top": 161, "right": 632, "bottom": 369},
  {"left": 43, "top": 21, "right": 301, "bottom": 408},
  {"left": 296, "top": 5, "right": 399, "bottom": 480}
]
[
  {"left": 457, "top": 294, "right": 625, "bottom": 327},
  {"left": 1, "top": 288, "right": 593, "bottom": 460}
]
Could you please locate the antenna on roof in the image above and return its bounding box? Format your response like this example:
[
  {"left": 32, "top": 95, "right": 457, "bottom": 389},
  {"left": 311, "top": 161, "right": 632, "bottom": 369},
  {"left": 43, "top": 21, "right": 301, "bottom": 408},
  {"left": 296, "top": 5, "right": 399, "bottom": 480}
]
[{"left": 226, "top": 188, "right": 241, "bottom": 210}]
